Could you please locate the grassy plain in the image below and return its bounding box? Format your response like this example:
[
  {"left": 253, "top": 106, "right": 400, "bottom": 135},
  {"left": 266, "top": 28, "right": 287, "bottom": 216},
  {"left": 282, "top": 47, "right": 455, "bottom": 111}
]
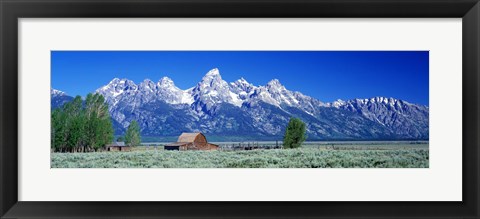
[{"left": 51, "top": 142, "right": 429, "bottom": 168}]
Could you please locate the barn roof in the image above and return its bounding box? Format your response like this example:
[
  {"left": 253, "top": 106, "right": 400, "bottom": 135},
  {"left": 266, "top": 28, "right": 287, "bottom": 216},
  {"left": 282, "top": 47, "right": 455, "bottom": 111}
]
[
  {"left": 164, "top": 142, "right": 188, "bottom": 147},
  {"left": 177, "top": 132, "right": 205, "bottom": 143},
  {"left": 207, "top": 143, "right": 219, "bottom": 147},
  {"left": 107, "top": 142, "right": 126, "bottom": 147}
]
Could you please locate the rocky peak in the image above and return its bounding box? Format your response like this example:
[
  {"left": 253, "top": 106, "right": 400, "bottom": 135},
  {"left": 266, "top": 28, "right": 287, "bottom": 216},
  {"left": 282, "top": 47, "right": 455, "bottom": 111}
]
[
  {"left": 205, "top": 68, "right": 220, "bottom": 76},
  {"left": 51, "top": 88, "right": 66, "bottom": 96},
  {"left": 139, "top": 79, "right": 156, "bottom": 90},
  {"left": 158, "top": 77, "right": 175, "bottom": 87},
  {"left": 266, "top": 79, "right": 286, "bottom": 92},
  {"left": 198, "top": 68, "right": 227, "bottom": 88},
  {"left": 231, "top": 77, "right": 256, "bottom": 94}
]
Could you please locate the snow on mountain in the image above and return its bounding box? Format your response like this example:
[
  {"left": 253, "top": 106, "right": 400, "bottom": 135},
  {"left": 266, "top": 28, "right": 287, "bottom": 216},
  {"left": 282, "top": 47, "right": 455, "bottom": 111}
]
[
  {"left": 94, "top": 76, "right": 194, "bottom": 128},
  {"left": 190, "top": 68, "right": 244, "bottom": 114},
  {"left": 329, "top": 97, "right": 429, "bottom": 139},
  {"left": 96, "top": 76, "right": 193, "bottom": 107},
  {"left": 265, "top": 79, "right": 299, "bottom": 106},
  {"left": 245, "top": 78, "right": 327, "bottom": 117},
  {"left": 52, "top": 68, "right": 429, "bottom": 140},
  {"left": 95, "top": 68, "right": 327, "bottom": 116},
  {"left": 229, "top": 77, "right": 256, "bottom": 100},
  {"left": 51, "top": 88, "right": 67, "bottom": 97},
  {"left": 51, "top": 88, "right": 73, "bottom": 109},
  {"left": 96, "top": 78, "right": 138, "bottom": 107},
  {"left": 156, "top": 77, "right": 194, "bottom": 105},
  {"left": 247, "top": 78, "right": 298, "bottom": 107}
]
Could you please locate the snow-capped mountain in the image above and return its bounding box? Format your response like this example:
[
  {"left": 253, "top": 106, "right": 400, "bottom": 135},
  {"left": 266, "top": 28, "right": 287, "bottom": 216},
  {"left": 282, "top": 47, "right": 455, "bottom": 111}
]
[
  {"left": 156, "top": 77, "right": 194, "bottom": 105},
  {"left": 51, "top": 88, "right": 67, "bottom": 96},
  {"left": 96, "top": 77, "right": 194, "bottom": 107},
  {"left": 329, "top": 97, "right": 429, "bottom": 139},
  {"left": 230, "top": 77, "right": 256, "bottom": 98},
  {"left": 51, "top": 88, "right": 73, "bottom": 109},
  {"left": 190, "top": 68, "right": 243, "bottom": 113},
  {"left": 51, "top": 68, "right": 429, "bottom": 140}
]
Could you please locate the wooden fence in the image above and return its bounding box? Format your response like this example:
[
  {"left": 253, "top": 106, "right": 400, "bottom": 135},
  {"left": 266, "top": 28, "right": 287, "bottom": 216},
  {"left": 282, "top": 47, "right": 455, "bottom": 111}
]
[{"left": 218, "top": 141, "right": 283, "bottom": 151}]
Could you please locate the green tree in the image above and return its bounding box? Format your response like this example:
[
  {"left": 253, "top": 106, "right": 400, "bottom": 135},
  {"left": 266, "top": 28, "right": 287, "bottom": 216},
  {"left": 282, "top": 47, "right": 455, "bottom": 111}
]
[
  {"left": 51, "top": 93, "right": 113, "bottom": 152},
  {"left": 65, "top": 96, "right": 86, "bottom": 152},
  {"left": 125, "top": 120, "right": 141, "bottom": 146},
  {"left": 51, "top": 108, "right": 66, "bottom": 151},
  {"left": 283, "top": 117, "right": 306, "bottom": 149},
  {"left": 85, "top": 93, "right": 114, "bottom": 151},
  {"left": 116, "top": 136, "right": 125, "bottom": 142}
]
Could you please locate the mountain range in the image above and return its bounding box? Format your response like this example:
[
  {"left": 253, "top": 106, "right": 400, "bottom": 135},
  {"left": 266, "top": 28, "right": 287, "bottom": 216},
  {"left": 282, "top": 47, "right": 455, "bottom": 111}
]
[{"left": 51, "top": 68, "right": 429, "bottom": 141}]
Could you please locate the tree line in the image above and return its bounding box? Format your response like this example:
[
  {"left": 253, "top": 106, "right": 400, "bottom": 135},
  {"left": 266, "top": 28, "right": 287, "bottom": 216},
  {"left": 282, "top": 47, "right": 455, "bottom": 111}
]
[{"left": 51, "top": 93, "right": 114, "bottom": 152}]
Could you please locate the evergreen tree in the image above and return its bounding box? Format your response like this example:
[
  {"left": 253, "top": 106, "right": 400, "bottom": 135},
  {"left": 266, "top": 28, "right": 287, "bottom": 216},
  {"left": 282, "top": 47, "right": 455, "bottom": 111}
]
[
  {"left": 283, "top": 117, "right": 306, "bottom": 149},
  {"left": 125, "top": 120, "right": 141, "bottom": 146}
]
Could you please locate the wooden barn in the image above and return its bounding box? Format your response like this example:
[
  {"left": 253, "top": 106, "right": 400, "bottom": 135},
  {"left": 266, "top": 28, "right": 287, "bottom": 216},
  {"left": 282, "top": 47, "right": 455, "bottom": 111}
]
[
  {"left": 164, "top": 133, "right": 219, "bottom": 151},
  {"left": 105, "top": 142, "right": 131, "bottom": 152}
]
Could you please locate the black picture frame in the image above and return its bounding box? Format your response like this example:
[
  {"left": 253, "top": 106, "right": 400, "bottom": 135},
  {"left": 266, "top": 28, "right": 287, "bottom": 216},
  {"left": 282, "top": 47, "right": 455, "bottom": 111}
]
[{"left": 1, "top": 0, "right": 479, "bottom": 218}]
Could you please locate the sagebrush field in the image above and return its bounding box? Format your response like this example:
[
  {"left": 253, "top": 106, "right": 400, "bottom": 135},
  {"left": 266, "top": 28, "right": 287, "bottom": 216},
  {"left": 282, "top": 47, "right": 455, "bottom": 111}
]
[{"left": 51, "top": 147, "right": 429, "bottom": 168}]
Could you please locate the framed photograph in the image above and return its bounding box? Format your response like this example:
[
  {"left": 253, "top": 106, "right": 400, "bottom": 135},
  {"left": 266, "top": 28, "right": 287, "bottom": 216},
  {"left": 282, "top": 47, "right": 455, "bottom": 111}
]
[{"left": 1, "top": 0, "right": 479, "bottom": 218}]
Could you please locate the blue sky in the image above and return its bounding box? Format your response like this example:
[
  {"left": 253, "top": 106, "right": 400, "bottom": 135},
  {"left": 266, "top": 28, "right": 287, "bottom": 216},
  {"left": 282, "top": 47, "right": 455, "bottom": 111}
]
[{"left": 51, "top": 51, "right": 429, "bottom": 105}]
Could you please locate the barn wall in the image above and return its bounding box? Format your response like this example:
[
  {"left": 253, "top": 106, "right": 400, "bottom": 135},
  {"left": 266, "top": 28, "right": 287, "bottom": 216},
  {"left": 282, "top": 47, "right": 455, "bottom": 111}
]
[
  {"left": 119, "top": 147, "right": 131, "bottom": 152},
  {"left": 106, "top": 146, "right": 132, "bottom": 152},
  {"left": 165, "top": 146, "right": 180, "bottom": 151},
  {"left": 186, "top": 143, "right": 218, "bottom": 151},
  {"left": 108, "top": 147, "right": 120, "bottom": 152},
  {"left": 206, "top": 144, "right": 219, "bottom": 150},
  {"left": 195, "top": 134, "right": 207, "bottom": 143},
  {"left": 193, "top": 135, "right": 207, "bottom": 148},
  {"left": 185, "top": 143, "right": 195, "bottom": 150}
]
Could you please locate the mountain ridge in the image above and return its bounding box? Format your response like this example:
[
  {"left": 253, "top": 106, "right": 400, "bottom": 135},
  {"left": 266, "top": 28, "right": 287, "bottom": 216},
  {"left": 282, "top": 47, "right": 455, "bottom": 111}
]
[{"left": 52, "top": 68, "right": 429, "bottom": 141}]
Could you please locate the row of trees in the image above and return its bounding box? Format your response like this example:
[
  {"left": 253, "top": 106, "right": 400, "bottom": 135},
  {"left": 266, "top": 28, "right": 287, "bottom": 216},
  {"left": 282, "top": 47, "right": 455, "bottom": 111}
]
[{"left": 51, "top": 93, "right": 114, "bottom": 152}]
